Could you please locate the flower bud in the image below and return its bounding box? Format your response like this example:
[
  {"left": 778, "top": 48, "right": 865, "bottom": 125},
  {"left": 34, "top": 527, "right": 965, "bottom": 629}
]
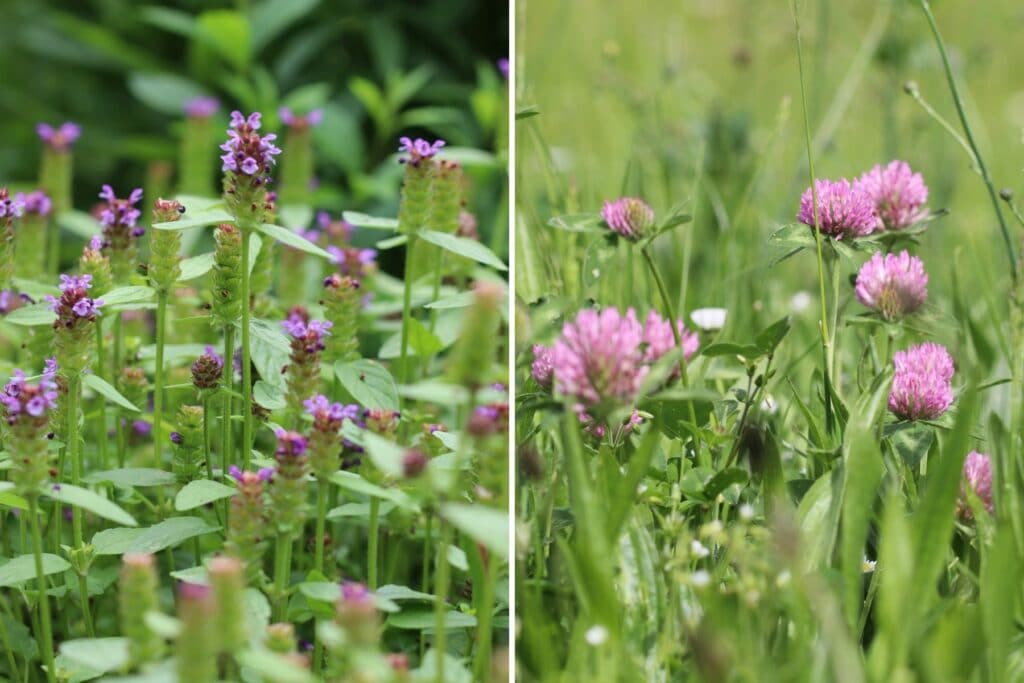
[
  {"left": 211, "top": 224, "right": 243, "bottom": 327},
  {"left": 226, "top": 467, "right": 272, "bottom": 582},
  {"left": 601, "top": 197, "right": 655, "bottom": 241},
  {"left": 448, "top": 282, "right": 503, "bottom": 388},
  {"left": 119, "top": 553, "right": 164, "bottom": 666},
  {"left": 265, "top": 622, "right": 298, "bottom": 654},
  {"left": 321, "top": 274, "right": 361, "bottom": 362},
  {"left": 171, "top": 404, "right": 204, "bottom": 484},
  {"left": 363, "top": 408, "right": 399, "bottom": 437},
  {"left": 335, "top": 582, "right": 379, "bottom": 647},
  {"left": 176, "top": 583, "right": 217, "bottom": 683},
  {"left": 208, "top": 556, "right": 246, "bottom": 655},
  {"left": 148, "top": 198, "right": 184, "bottom": 292},
  {"left": 191, "top": 346, "right": 224, "bottom": 391}
]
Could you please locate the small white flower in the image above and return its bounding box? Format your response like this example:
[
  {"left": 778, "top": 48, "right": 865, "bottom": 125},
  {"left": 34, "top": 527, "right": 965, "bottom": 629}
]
[
  {"left": 761, "top": 394, "right": 778, "bottom": 414},
  {"left": 739, "top": 503, "right": 755, "bottom": 521},
  {"left": 776, "top": 570, "right": 791, "bottom": 588},
  {"left": 690, "top": 307, "right": 727, "bottom": 331},
  {"left": 690, "top": 540, "right": 710, "bottom": 558},
  {"left": 585, "top": 625, "right": 608, "bottom": 646},
  {"left": 862, "top": 557, "right": 877, "bottom": 573},
  {"left": 701, "top": 520, "right": 724, "bottom": 538},
  {"left": 790, "top": 291, "right": 812, "bottom": 313},
  {"left": 690, "top": 570, "right": 711, "bottom": 588}
]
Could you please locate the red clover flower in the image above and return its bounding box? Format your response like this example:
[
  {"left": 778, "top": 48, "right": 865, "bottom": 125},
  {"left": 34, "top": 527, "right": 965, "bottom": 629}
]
[
  {"left": 854, "top": 250, "right": 928, "bottom": 320},
  {"left": 958, "top": 451, "right": 993, "bottom": 520},
  {"left": 797, "top": 178, "right": 877, "bottom": 240},
  {"left": 856, "top": 160, "right": 928, "bottom": 232},
  {"left": 888, "top": 342, "right": 954, "bottom": 421},
  {"left": 601, "top": 197, "right": 655, "bottom": 241}
]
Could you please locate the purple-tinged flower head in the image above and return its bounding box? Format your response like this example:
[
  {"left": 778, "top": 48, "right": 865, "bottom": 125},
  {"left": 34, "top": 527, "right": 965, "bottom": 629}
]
[
  {"left": 797, "top": 178, "right": 877, "bottom": 240},
  {"left": 183, "top": 96, "right": 220, "bottom": 119},
  {"left": 552, "top": 307, "right": 647, "bottom": 413},
  {"left": 363, "top": 408, "right": 400, "bottom": 436},
  {"left": 458, "top": 209, "right": 479, "bottom": 240},
  {"left": 278, "top": 106, "right": 323, "bottom": 130},
  {"left": 402, "top": 448, "right": 428, "bottom": 478},
  {"left": 328, "top": 245, "right": 377, "bottom": 280},
  {"left": 498, "top": 58, "right": 509, "bottom": 79},
  {"left": 958, "top": 451, "right": 994, "bottom": 520},
  {"left": 191, "top": 345, "right": 224, "bottom": 391},
  {"left": 575, "top": 405, "right": 643, "bottom": 441},
  {"left": 317, "top": 211, "right": 354, "bottom": 245},
  {"left": 468, "top": 402, "right": 509, "bottom": 437},
  {"left": 282, "top": 314, "right": 332, "bottom": 355},
  {"left": 304, "top": 394, "right": 360, "bottom": 432},
  {"left": 642, "top": 310, "right": 700, "bottom": 366},
  {"left": 228, "top": 465, "right": 274, "bottom": 484},
  {"left": 601, "top": 197, "right": 655, "bottom": 241},
  {"left": 336, "top": 581, "right": 378, "bottom": 644},
  {"left": 46, "top": 273, "right": 104, "bottom": 326},
  {"left": 98, "top": 185, "right": 145, "bottom": 270},
  {"left": 0, "top": 290, "right": 29, "bottom": 315},
  {"left": 220, "top": 111, "right": 281, "bottom": 176},
  {"left": 0, "top": 188, "right": 25, "bottom": 219},
  {"left": 16, "top": 190, "right": 51, "bottom": 217},
  {"left": 889, "top": 342, "right": 955, "bottom": 421},
  {"left": 99, "top": 185, "right": 143, "bottom": 230},
  {"left": 855, "top": 250, "right": 928, "bottom": 320},
  {"left": 169, "top": 431, "right": 183, "bottom": 445},
  {"left": 273, "top": 428, "right": 308, "bottom": 460},
  {"left": 1, "top": 364, "right": 59, "bottom": 425},
  {"left": 132, "top": 420, "right": 151, "bottom": 437},
  {"left": 856, "top": 160, "right": 928, "bottom": 232},
  {"left": 398, "top": 137, "right": 445, "bottom": 167},
  {"left": 178, "top": 581, "right": 211, "bottom": 603},
  {"left": 37, "top": 122, "right": 81, "bottom": 152},
  {"left": 531, "top": 344, "right": 554, "bottom": 388}
]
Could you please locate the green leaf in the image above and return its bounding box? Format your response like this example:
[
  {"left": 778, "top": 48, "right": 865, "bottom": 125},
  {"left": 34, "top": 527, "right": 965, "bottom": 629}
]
[
  {"left": 547, "top": 213, "right": 604, "bottom": 233},
  {"left": 127, "top": 72, "right": 209, "bottom": 116},
  {"left": 236, "top": 649, "right": 315, "bottom": 683},
  {"left": 59, "top": 638, "right": 130, "bottom": 675},
  {"left": 57, "top": 210, "right": 101, "bottom": 239},
  {"left": 334, "top": 359, "right": 399, "bottom": 411},
  {"left": 248, "top": 318, "right": 290, "bottom": 392},
  {"left": 328, "top": 471, "right": 418, "bottom": 511},
  {"left": 4, "top": 303, "right": 56, "bottom": 326},
  {"left": 92, "top": 517, "right": 218, "bottom": 555},
  {"left": 175, "top": 479, "right": 237, "bottom": 511},
  {"left": 83, "top": 374, "right": 140, "bottom": 412},
  {"left": 352, "top": 427, "right": 405, "bottom": 479},
  {"left": 255, "top": 223, "right": 331, "bottom": 259},
  {"left": 251, "top": 0, "right": 320, "bottom": 53},
  {"left": 405, "top": 318, "right": 444, "bottom": 357},
  {"left": 0, "top": 553, "right": 70, "bottom": 587},
  {"left": 84, "top": 468, "right": 175, "bottom": 488},
  {"left": 254, "top": 380, "right": 286, "bottom": 411},
  {"left": 43, "top": 483, "right": 137, "bottom": 527},
  {"left": 700, "top": 342, "right": 762, "bottom": 359},
  {"left": 178, "top": 252, "right": 216, "bottom": 282},
  {"left": 425, "top": 292, "right": 475, "bottom": 309},
  {"left": 298, "top": 582, "right": 398, "bottom": 612},
  {"left": 447, "top": 544, "right": 468, "bottom": 571},
  {"left": 754, "top": 316, "right": 792, "bottom": 355},
  {"left": 440, "top": 503, "right": 509, "bottom": 559},
  {"left": 386, "top": 610, "right": 477, "bottom": 631},
  {"left": 417, "top": 230, "right": 507, "bottom": 271},
  {"left": 196, "top": 10, "right": 250, "bottom": 71},
  {"left": 102, "top": 286, "right": 155, "bottom": 307},
  {"left": 342, "top": 212, "right": 398, "bottom": 230},
  {"left": 376, "top": 584, "right": 435, "bottom": 602}
]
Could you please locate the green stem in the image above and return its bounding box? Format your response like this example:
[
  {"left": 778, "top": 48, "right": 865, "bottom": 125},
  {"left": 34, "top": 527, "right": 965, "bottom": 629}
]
[
  {"left": 272, "top": 533, "right": 292, "bottom": 621},
  {"left": 368, "top": 497, "right": 380, "bottom": 590},
  {"left": 433, "top": 518, "right": 453, "bottom": 683},
  {"left": 221, "top": 325, "right": 235, "bottom": 486},
  {"left": 473, "top": 550, "right": 499, "bottom": 680},
  {"left": 114, "top": 314, "right": 126, "bottom": 466},
  {"left": 399, "top": 236, "right": 418, "bottom": 386},
  {"left": 29, "top": 499, "right": 56, "bottom": 683},
  {"left": 154, "top": 292, "right": 167, "bottom": 487},
  {"left": 66, "top": 374, "right": 94, "bottom": 636},
  {"left": 240, "top": 230, "right": 253, "bottom": 470},
  {"left": 94, "top": 325, "right": 108, "bottom": 469},
  {"left": 314, "top": 479, "right": 328, "bottom": 573},
  {"left": 202, "top": 392, "right": 213, "bottom": 481},
  {"left": 419, "top": 513, "right": 434, "bottom": 657},
  {"left": 918, "top": 0, "right": 1017, "bottom": 282}
]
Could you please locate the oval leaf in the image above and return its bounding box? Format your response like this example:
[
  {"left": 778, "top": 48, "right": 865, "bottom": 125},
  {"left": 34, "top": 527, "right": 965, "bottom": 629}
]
[
  {"left": 335, "top": 359, "right": 399, "bottom": 411},
  {"left": 83, "top": 374, "right": 140, "bottom": 412},
  {"left": 175, "top": 479, "right": 237, "bottom": 511},
  {"left": 417, "top": 230, "right": 507, "bottom": 271},
  {"left": 0, "top": 553, "right": 70, "bottom": 587}
]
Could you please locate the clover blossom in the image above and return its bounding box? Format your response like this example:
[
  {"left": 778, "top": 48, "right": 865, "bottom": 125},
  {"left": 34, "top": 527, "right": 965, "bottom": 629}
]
[
  {"left": 855, "top": 250, "right": 928, "bottom": 320},
  {"left": 642, "top": 310, "right": 700, "bottom": 369},
  {"left": 958, "top": 451, "right": 993, "bottom": 520},
  {"left": 797, "top": 178, "right": 877, "bottom": 240},
  {"left": 888, "top": 342, "right": 955, "bottom": 420},
  {"left": 531, "top": 344, "right": 554, "bottom": 388},
  {"left": 856, "top": 160, "right": 928, "bottom": 231},
  {"left": 601, "top": 197, "right": 655, "bottom": 241}
]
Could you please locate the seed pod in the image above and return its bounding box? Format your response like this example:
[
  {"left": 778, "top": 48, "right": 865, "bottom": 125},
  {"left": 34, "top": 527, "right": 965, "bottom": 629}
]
[{"left": 119, "top": 553, "right": 164, "bottom": 666}]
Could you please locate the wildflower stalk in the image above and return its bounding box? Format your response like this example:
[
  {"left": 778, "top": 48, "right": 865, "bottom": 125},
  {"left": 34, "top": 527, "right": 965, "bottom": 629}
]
[
  {"left": 222, "top": 326, "right": 235, "bottom": 476},
  {"left": 399, "top": 235, "right": 418, "bottom": 384},
  {"left": 368, "top": 497, "right": 380, "bottom": 589},
  {"left": 66, "top": 373, "right": 95, "bottom": 635},
  {"left": 791, "top": 0, "right": 836, "bottom": 434},
  {"left": 918, "top": 0, "right": 1016, "bottom": 282},
  {"left": 314, "top": 480, "right": 329, "bottom": 572},
  {"left": 153, "top": 296, "right": 168, "bottom": 472},
  {"left": 29, "top": 498, "right": 56, "bottom": 683},
  {"left": 240, "top": 228, "right": 253, "bottom": 467},
  {"left": 433, "top": 517, "right": 453, "bottom": 683},
  {"left": 473, "top": 550, "right": 499, "bottom": 680},
  {"left": 272, "top": 532, "right": 293, "bottom": 621}
]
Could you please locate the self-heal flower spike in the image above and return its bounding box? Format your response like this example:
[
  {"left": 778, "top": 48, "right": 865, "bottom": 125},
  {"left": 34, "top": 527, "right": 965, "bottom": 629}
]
[
  {"left": 226, "top": 468, "right": 272, "bottom": 582},
  {"left": 396, "top": 137, "right": 444, "bottom": 235},
  {"left": 268, "top": 429, "right": 310, "bottom": 533},
  {"left": 79, "top": 235, "right": 113, "bottom": 297},
  {"left": 958, "top": 451, "right": 994, "bottom": 520},
  {"left": 317, "top": 211, "right": 354, "bottom": 245},
  {"left": 321, "top": 274, "right": 362, "bottom": 362},
  {"left": 856, "top": 160, "right": 928, "bottom": 231},
  {"left": 148, "top": 198, "right": 184, "bottom": 291},
  {"left": 221, "top": 111, "right": 280, "bottom": 227},
  {"left": 208, "top": 557, "right": 247, "bottom": 655},
  {"left": 183, "top": 97, "right": 220, "bottom": 119},
  {"left": 191, "top": 346, "right": 223, "bottom": 391},
  {"left": 180, "top": 100, "right": 220, "bottom": 196},
  {"left": 601, "top": 197, "right": 655, "bottom": 241},
  {"left": 889, "top": 342, "right": 955, "bottom": 421},
  {"left": 119, "top": 553, "right": 164, "bottom": 667},
  {"left": 855, "top": 250, "right": 928, "bottom": 320},
  {"left": 17, "top": 190, "right": 51, "bottom": 217},
  {"left": 328, "top": 245, "right": 377, "bottom": 281},
  {"left": 282, "top": 314, "right": 332, "bottom": 416},
  {"left": 364, "top": 408, "right": 400, "bottom": 437},
  {"left": 449, "top": 282, "right": 504, "bottom": 389},
  {"left": 170, "top": 405, "right": 204, "bottom": 484},
  {"left": 305, "top": 394, "right": 360, "bottom": 478},
  {"left": 50, "top": 274, "right": 103, "bottom": 374},
  {"left": 14, "top": 190, "right": 51, "bottom": 279},
  {"left": 797, "top": 178, "right": 877, "bottom": 240},
  {"left": 335, "top": 581, "right": 380, "bottom": 647},
  {"left": 211, "top": 224, "right": 243, "bottom": 326},
  {"left": 37, "top": 122, "right": 80, "bottom": 151},
  {"left": 1, "top": 363, "right": 58, "bottom": 494},
  {"left": 279, "top": 106, "right": 323, "bottom": 130},
  {"left": 98, "top": 185, "right": 144, "bottom": 283},
  {"left": 277, "top": 108, "right": 321, "bottom": 207},
  {"left": 552, "top": 307, "right": 647, "bottom": 415}
]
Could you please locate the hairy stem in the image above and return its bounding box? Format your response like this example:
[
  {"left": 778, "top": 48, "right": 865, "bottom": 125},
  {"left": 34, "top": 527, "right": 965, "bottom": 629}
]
[
  {"left": 30, "top": 498, "right": 56, "bottom": 683},
  {"left": 240, "top": 230, "right": 253, "bottom": 470}
]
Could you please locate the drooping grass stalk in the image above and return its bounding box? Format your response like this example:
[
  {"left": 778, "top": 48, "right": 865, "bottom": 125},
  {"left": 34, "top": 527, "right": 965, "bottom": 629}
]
[
  {"left": 791, "top": 0, "right": 835, "bottom": 434},
  {"left": 240, "top": 229, "right": 253, "bottom": 470},
  {"left": 368, "top": 497, "right": 381, "bottom": 589},
  {"left": 66, "top": 373, "right": 94, "bottom": 635},
  {"left": 29, "top": 498, "right": 56, "bottom": 683},
  {"left": 918, "top": 0, "right": 1017, "bottom": 281}
]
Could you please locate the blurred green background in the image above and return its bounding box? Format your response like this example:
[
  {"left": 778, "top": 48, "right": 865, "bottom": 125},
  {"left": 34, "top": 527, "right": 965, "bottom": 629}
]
[
  {"left": 0, "top": 0, "right": 508, "bottom": 268},
  {"left": 517, "top": 0, "right": 1024, "bottom": 368}
]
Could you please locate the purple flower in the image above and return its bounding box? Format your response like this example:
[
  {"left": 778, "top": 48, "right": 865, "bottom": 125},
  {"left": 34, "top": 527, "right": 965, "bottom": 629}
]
[
  {"left": 398, "top": 137, "right": 445, "bottom": 166},
  {"left": 855, "top": 250, "right": 928, "bottom": 320},
  {"left": 856, "top": 160, "right": 928, "bottom": 231},
  {"left": 340, "top": 581, "right": 372, "bottom": 604},
  {"left": 0, "top": 291, "right": 28, "bottom": 315},
  {"left": 15, "top": 190, "right": 51, "bottom": 217},
  {"left": 220, "top": 110, "right": 281, "bottom": 176},
  {"left": 304, "top": 394, "right": 360, "bottom": 431},
  {"left": 327, "top": 246, "right": 377, "bottom": 279},
  {"left": 498, "top": 58, "right": 509, "bottom": 79},
  {"left": 0, "top": 190, "right": 25, "bottom": 219},
  {"left": 889, "top": 342, "right": 955, "bottom": 421},
  {"left": 47, "top": 273, "right": 103, "bottom": 324},
  {"left": 317, "top": 211, "right": 354, "bottom": 244},
  {"left": 641, "top": 310, "right": 700, "bottom": 366},
  {"left": 169, "top": 431, "right": 183, "bottom": 445},
  {"left": 552, "top": 307, "right": 647, "bottom": 412},
  {"left": 601, "top": 197, "right": 655, "bottom": 241},
  {"left": 958, "top": 451, "right": 993, "bottom": 520},
  {"left": 531, "top": 344, "right": 554, "bottom": 388},
  {"left": 132, "top": 420, "right": 151, "bottom": 437},
  {"left": 282, "top": 314, "right": 332, "bottom": 355},
  {"left": 797, "top": 178, "right": 877, "bottom": 240},
  {"left": 37, "top": 122, "right": 81, "bottom": 151},
  {"left": 279, "top": 106, "right": 323, "bottom": 129},
  {"left": 183, "top": 96, "right": 220, "bottom": 119},
  {"left": 274, "top": 428, "right": 308, "bottom": 459},
  {"left": 98, "top": 185, "right": 143, "bottom": 253},
  {"left": 1, "top": 364, "right": 59, "bottom": 424}
]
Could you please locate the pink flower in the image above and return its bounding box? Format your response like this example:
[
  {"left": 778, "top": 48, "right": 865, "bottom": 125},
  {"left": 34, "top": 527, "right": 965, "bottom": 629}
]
[
  {"left": 531, "top": 345, "right": 554, "bottom": 388},
  {"left": 797, "top": 179, "right": 877, "bottom": 239},
  {"left": 183, "top": 97, "right": 220, "bottom": 119},
  {"left": 601, "top": 197, "right": 655, "bottom": 241},
  {"left": 641, "top": 310, "right": 699, "bottom": 366},
  {"left": 552, "top": 307, "right": 647, "bottom": 411},
  {"left": 398, "top": 137, "right": 445, "bottom": 166},
  {"left": 958, "top": 451, "right": 993, "bottom": 520},
  {"left": 37, "top": 122, "right": 81, "bottom": 151},
  {"left": 856, "top": 160, "right": 928, "bottom": 231},
  {"left": 854, "top": 250, "right": 928, "bottom": 319},
  {"left": 16, "top": 190, "right": 51, "bottom": 217},
  {"left": 889, "top": 342, "right": 954, "bottom": 420}
]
